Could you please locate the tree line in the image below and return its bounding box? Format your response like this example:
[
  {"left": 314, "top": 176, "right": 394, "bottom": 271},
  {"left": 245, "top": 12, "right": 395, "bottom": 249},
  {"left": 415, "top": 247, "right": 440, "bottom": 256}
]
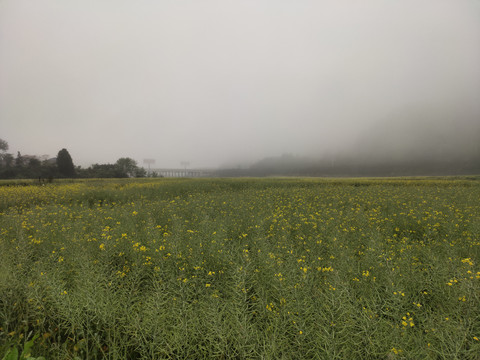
[{"left": 0, "top": 139, "right": 147, "bottom": 179}]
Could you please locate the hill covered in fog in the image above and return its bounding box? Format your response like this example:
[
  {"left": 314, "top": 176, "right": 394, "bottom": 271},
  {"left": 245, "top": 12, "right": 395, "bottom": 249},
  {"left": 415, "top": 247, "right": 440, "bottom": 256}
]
[{"left": 219, "top": 106, "right": 480, "bottom": 177}]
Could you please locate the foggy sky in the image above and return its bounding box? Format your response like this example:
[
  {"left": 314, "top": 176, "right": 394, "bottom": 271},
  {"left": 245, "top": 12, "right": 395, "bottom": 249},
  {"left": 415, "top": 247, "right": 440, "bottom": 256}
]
[{"left": 1, "top": 0, "right": 479, "bottom": 169}]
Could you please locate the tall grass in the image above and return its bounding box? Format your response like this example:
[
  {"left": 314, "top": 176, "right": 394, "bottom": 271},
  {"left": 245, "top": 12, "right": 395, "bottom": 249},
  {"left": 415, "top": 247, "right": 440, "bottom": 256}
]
[{"left": 1, "top": 178, "right": 479, "bottom": 359}]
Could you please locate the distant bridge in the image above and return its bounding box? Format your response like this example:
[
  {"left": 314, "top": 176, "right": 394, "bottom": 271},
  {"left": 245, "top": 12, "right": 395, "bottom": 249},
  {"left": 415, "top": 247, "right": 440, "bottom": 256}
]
[{"left": 151, "top": 168, "right": 217, "bottom": 178}]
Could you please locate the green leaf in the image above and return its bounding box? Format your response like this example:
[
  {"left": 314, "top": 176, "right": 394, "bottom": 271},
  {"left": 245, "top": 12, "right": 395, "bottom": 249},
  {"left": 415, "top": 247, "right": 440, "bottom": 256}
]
[
  {"left": 20, "top": 334, "right": 39, "bottom": 360},
  {"left": 2, "top": 347, "right": 19, "bottom": 360}
]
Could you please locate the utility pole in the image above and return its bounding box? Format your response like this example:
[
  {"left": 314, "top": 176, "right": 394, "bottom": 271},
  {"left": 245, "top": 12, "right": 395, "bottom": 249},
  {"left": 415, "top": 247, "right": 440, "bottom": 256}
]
[
  {"left": 143, "top": 159, "right": 155, "bottom": 176},
  {"left": 180, "top": 161, "right": 190, "bottom": 177}
]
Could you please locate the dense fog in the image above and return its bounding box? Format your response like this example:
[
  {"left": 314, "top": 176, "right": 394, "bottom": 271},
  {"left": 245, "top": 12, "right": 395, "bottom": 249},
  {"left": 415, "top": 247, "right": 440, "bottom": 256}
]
[{"left": 1, "top": 0, "right": 479, "bottom": 174}]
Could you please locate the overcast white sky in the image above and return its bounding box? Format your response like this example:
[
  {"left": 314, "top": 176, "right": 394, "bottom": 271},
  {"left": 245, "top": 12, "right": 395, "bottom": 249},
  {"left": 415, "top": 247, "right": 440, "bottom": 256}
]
[{"left": 1, "top": 0, "right": 479, "bottom": 168}]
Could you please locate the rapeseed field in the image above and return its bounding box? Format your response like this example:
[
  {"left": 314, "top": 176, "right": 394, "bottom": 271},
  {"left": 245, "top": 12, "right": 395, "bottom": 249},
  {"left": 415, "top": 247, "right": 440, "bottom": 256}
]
[{"left": 1, "top": 178, "right": 479, "bottom": 359}]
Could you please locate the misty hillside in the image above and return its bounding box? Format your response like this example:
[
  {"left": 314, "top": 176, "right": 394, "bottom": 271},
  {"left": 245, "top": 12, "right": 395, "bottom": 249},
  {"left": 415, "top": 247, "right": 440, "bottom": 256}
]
[
  {"left": 242, "top": 109, "right": 480, "bottom": 177},
  {"left": 352, "top": 107, "right": 480, "bottom": 166}
]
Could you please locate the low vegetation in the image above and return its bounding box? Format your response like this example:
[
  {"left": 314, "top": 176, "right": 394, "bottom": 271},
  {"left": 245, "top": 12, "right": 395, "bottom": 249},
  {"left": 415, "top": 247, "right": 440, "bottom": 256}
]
[{"left": 1, "top": 178, "right": 479, "bottom": 359}]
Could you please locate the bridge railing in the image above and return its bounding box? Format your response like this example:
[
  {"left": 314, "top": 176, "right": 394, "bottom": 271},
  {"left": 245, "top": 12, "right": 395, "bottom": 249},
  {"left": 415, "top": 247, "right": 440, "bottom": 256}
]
[{"left": 151, "top": 169, "right": 217, "bottom": 178}]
